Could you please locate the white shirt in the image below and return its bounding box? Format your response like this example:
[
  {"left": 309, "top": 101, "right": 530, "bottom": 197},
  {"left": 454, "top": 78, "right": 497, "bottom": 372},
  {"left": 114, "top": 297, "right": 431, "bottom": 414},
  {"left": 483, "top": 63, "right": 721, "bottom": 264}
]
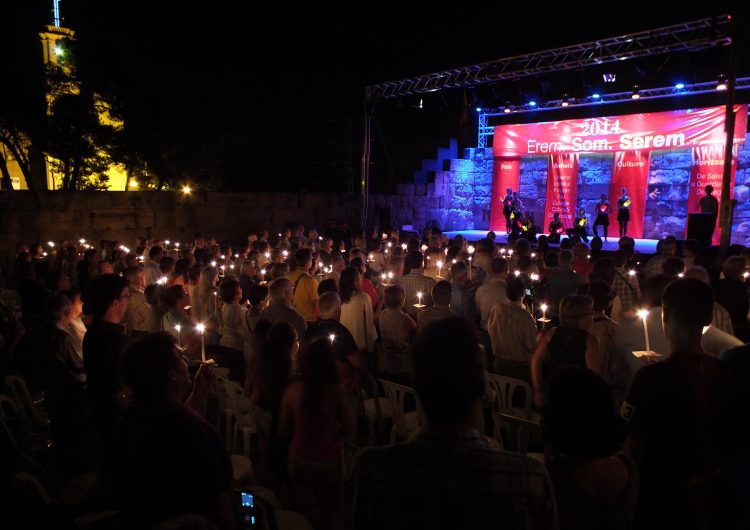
[
  {"left": 475, "top": 278, "right": 508, "bottom": 330},
  {"left": 340, "top": 291, "right": 377, "bottom": 352}
]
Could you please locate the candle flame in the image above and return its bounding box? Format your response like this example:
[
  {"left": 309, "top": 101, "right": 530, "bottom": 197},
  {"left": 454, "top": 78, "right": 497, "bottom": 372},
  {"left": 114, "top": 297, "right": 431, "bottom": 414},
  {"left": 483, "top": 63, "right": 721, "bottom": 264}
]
[
  {"left": 196, "top": 323, "right": 205, "bottom": 333},
  {"left": 637, "top": 309, "right": 649, "bottom": 320}
]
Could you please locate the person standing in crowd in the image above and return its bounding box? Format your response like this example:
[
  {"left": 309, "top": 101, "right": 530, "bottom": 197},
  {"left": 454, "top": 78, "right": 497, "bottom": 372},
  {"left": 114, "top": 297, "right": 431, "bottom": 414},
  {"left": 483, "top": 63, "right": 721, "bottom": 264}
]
[
  {"left": 114, "top": 333, "right": 236, "bottom": 529},
  {"left": 82, "top": 274, "right": 130, "bottom": 466},
  {"left": 544, "top": 367, "right": 638, "bottom": 530},
  {"left": 621, "top": 278, "right": 740, "bottom": 530},
  {"left": 279, "top": 336, "right": 354, "bottom": 530},
  {"left": 352, "top": 317, "right": 558, "bottom": 529},
  {"left": 592, "top": 194, "right": 611, "bottom": 241},
  {"left": 617, "top": 188, "right": 632, "bottom": 238},
  {"left": 286, "top": 249, "right": 320, "bottom": 323}
]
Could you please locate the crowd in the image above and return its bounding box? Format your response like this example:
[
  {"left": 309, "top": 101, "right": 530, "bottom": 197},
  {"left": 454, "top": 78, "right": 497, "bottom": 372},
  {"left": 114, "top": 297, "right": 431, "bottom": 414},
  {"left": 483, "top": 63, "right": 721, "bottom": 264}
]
[{"left": 0, "top": 223, "right": 748, "bottom": 529}]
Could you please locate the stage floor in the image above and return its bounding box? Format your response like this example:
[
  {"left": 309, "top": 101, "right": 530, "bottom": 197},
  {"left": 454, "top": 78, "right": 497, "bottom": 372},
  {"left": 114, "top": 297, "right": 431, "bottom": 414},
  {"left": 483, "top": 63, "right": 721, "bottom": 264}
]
[{"left": 443, "top": 230, "right": 659, "bottom": 254}]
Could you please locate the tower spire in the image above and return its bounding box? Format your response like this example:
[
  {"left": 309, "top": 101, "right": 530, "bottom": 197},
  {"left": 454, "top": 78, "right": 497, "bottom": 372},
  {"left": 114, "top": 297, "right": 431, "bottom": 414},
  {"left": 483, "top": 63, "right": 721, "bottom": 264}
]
[{"left": 52, "top": 0, "right": 61, "bottom": 27}]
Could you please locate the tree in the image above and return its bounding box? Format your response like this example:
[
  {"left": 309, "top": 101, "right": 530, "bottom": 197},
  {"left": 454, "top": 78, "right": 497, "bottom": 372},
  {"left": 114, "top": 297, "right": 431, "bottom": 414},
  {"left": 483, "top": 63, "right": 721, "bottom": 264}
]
[{"left": 44, "top": 90, "right": 119, "bottom": 190}]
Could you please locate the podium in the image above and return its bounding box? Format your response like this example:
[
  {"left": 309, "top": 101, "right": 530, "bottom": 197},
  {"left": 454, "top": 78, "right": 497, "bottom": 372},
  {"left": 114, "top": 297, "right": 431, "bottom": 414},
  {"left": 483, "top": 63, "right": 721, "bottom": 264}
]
[{"left": 687, "top": 213, "right": 716, "bottom": 247}]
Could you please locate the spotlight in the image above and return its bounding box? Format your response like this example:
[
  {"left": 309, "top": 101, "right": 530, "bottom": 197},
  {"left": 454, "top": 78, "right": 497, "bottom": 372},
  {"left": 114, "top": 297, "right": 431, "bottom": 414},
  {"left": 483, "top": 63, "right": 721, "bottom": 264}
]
[
  {"left": 603, "top": 73, "right": 616, "bottom": 83},
  {"left": 631, "top": 85, "right": 640, "bottom": 99},
  {"left": 592, "top": 93, "right": 601, "bottom": 99},
  {"left": 528, "top": 101, "right": 537, "bottom": 107},
  {"left": 716, "top": 75, "right": 727, "bottom": 91},
  {"left": 674, "top": 83, "right": 685, "bottom": 90},
  {"left": 503, "top": 106, "right": 512, "bottom": 114},
  {"left": 561, "top": 95, "right": 570, "bottom": 107},
  {"left": 476, "top": 107, "right": 482, "bottom": 112}
]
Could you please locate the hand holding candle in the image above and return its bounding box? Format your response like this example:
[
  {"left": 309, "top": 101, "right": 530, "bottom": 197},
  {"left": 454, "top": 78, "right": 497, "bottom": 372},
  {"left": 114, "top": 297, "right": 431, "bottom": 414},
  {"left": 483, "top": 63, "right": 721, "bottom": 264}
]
[
  {"left": 414, "top": 291, "right": 425, "bottom": 309},
  {"left": 196, "top": 323, "right": 206, "bottom": 363},
  {"left": 538, "top": 303, "right": 550, "bottom": 323},
  {"left": 175, "top": 324, "right": 183, "bottom": 350},
  {"left": 633, "top": 309, "right": 659, "bottom": 358},
  {"left": 436, "top": 260, "right": 443, "bottom": 278}
]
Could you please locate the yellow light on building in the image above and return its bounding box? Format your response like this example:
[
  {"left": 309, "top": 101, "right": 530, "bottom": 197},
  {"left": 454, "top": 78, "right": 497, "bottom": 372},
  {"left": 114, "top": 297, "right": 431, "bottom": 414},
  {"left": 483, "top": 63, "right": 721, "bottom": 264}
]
[
  {"left": 182, "top": 185, "right": 192, "bottom": 194},
  {"left": 130, "top": 179, "right": 138, "bottom": 190}
]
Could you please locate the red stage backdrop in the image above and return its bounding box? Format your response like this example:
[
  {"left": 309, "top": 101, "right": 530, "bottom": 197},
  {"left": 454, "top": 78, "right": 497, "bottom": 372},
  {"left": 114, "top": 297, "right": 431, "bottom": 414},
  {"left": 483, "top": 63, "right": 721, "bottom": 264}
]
[
  {"left": 608, "top": 151, "right": 650, "bottom": 239},
  {"left": 490, "top": 104, "right": 748, "bottom": 237},
  {"left": 543, "top": 153, "right": 579, "bottom": 232},
  {"left": 489, "top": 157, "right": 521, "bottom": 231},
  {"left": 493, "top": 105, "right": 748, "bottom": 156},
  {"left": 686, "top": 144, "right": 739, "bottom": 245}
]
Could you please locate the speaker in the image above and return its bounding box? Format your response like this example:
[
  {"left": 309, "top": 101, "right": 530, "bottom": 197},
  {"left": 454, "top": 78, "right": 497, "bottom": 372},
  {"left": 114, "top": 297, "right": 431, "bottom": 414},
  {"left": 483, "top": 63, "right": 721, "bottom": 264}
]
[{"left": 687, "top": 213, "right": 715, "bottom": 247}]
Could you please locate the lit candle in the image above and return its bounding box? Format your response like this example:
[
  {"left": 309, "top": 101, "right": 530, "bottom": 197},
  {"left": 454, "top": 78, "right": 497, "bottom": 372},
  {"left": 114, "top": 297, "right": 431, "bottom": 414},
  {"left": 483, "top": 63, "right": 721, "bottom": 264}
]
[
  {"left": 638, "top": 309, "right": 651, "bottom": 355},
  {"left": 401, "top": 243, "right": 407, "bottom": 250},
  {"left": 499, "top": 248, "right": 506, "bottom": 254},
  {"left": 530, "top": 273, "right": 539, "bottom": 282},
  {"left": 436, "top": 260, "right": 443, "bottom": 278},
  {"left": 417, "top": 291, "right": 423, "bottom": 306},
  {"left": 531, "top": 253, "right": 536, "bottom": 258},
  {"left": 368, "top": 254, "right": 374, "bottom": 262},
  {"left": 176, "top": 242, "right": 180, "bottom": 248},
  {"left": 157, "top": 277, "right": 167, "bottom": 285},
  {"left": 467, "top": 245, "right": 475, "bottom": 254},
  {"left": 421, "top": 244, "right": 427, "bottom": 252},
  {"left": 47, "top": 241, "right": 55, "bottom": 248},
  {"left": 220, "top": 265, "right": 226, "bottom": 277},
  {"left": 387, "top": 242, "right": 392, "bottom": 248},
  {"left": 329, "top": 333, "right": 336, "bottom": 343},
  {"left": 282, "top": 250, "right": 288, "bottom": 258},
  {"left": 230, "top": 264, "right": 235, "bottom": 271},
  {"left": 165, "top": 240, "right": 171, "bottom": 246},
  {"left": 514, "top": 270, "right": 520, "bottom": 277},
  {"left": 79, "top": 238, "right": 86, "bottom": 244},
  {"left": 196, "top": 323, "right": 206, "bottom": 362},
  {"left": 629, "top": 269, "right": 636, "bottom": 277},
  {"left": 539, "top": 303, "right": 549, "bottom": 323},
  {"left": 468, "top": 256, "right": 472, "bottom": 280},
  {"left": 743, "top": 271, "right": 749, "bottom": 279},
  {"left": 264, "top": 252, "right": 270, "bottom": 259},
  {"left": 211, "top": 260, "right": 217, "bottom": 267},
  {"left": 508, "top": 249, "right": 514, "bottom": 256},
  {"left": 175, "top": 324, "right": 182, "bottom": 349}
]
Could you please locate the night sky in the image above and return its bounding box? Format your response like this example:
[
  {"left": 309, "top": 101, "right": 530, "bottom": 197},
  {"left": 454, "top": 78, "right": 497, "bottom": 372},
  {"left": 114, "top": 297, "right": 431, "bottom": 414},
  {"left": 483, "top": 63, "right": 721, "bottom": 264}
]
[{"left": 2, "top": 1, "right": 746, "bottom": 191}]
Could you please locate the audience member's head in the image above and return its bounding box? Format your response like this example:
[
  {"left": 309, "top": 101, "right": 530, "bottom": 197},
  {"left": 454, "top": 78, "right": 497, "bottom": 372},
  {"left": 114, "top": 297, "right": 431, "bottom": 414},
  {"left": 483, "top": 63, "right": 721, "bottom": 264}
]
[
  {"left": 87, "top": 274, "right": 129, "bottom": 320},
  {"left": 558, "top": 249, "right": 574, "bottom": 268},
  {"left": 662, "top": 257, "right": 685, "bottom": 278},
  {"left": 317, "top": 291, "right": 342, "bottom": 320},
  {"left": 662, "top": 278, "right": 713, "bottom": 337},
  {"left": 683, "top": 265, "right": 710, "bottom": 285},
  {"left": 317, "top": 278, "right": 338, "bottom": 296},
  {"left": 490, "top": 257, "right": 509, "bottom": 278},
  {"left": 384, "top": 285, "right": 406, "bottom": 310},
  {"left": 544, "top": 367, "right": 621, "bottom": 460},
  {"left": 506, "top": 276, "right": 526, "bottom": 302},
  {"left": 45, "top": 293, "right": 72, "bottom": 324},
  {"left": 412, "top": 317, "right": 484, "bottom": 429},
  {"left": 159, "top": 285, "right": 187, "bottom": 312},
  {"left": 339, "top": 267, "right": 361, "bottom": 303},
  {"left": 721, "top": 255, "right": 746, "bottom": 281},
  {"left": 218, "top": 279, "right": 240, "bottom": 304},
  {"left": 641, "top": 274, "right": 672, "bottom": 308},
  {"left": 432, "top": 280, "right": 452, "bottom": 306},
  {"left": 450, "top": 261, "right": 468, "bottom": 283},
  {"left": 122, "top": 332, "right": 188, "bottom": 404},
  {"left": 248, "top": 284, "right": 269, "bottom": 309},
  {"left": 587, "top": 281, "right": 615, "bottom": 312},
  {"left": 269, "top": 278, "right": 293, "bottom": 305},
  {"left": 589, "top": 258, "right": 616, "bottom": 285},
  {"left": 559, "top": 294, "right": 594, "bottom": 329}
]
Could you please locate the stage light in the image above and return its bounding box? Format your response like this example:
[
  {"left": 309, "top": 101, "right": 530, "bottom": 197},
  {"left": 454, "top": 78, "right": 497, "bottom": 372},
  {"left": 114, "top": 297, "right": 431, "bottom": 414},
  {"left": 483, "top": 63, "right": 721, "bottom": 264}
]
[
  {"left": 631, "top": 85, "right": 640, "bottom": 99},
  {"left": 476, "top": 107, "right": 482, "bottom": 112},
  {"left": 561, "top": 95, "right": 570, "bottom": 107},
  {"left": 603, "top": 73, "right": 616, "bottom": 83},
  {"left": 675, "top": 83, "right": 685, "bottom": 90},
  {"left": 592, "top": 93, "right": 601, "bottom": 99},
  {"left": 716, "top": 75, "right": 727, "bottom": 91},
  {"left": 529, "top": 101, "right": 537, "bottom": 107},
  {"left": 503, "top": 107, "right": 511, "bottom": 114}
]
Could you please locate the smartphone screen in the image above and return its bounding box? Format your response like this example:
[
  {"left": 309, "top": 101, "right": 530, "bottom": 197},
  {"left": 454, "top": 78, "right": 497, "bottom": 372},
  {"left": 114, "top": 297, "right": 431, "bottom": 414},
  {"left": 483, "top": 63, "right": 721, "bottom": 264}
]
[
  {"left": 241, "top": 492, "right": 254, "bottom": 508},
  {"left": 240, "top": 492, "right": 257, "bottom": 527}
]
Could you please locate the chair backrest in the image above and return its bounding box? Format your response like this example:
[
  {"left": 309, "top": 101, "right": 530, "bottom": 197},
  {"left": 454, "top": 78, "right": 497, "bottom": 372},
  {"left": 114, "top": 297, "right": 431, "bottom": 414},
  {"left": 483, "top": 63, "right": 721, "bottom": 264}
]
[
  {"left": 486, "top": 373, "right": 533, "bottom": 416},
  {"left": 4, "top": 375, "right": 47, "bottom": 429},
  {"left": 380, "top": 379, "right": 422, "bottom": 441},
  {"left": 496, "top": 411, "right": 541, "bottom": 453}
]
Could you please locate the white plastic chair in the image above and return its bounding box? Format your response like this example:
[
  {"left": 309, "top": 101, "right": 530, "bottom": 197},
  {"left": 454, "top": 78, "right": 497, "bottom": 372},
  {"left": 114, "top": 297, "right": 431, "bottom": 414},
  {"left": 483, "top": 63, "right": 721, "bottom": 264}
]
[
  {"left": 379, "top": 379, "right": 423, "bottom": 444},
  {"left": 485, "top": 372, "right": 538, "bottom": 420}
]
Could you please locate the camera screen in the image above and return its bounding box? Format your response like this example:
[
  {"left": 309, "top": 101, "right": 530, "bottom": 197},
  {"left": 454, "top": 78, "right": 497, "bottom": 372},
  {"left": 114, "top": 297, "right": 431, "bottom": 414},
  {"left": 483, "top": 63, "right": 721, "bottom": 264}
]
[{"left": 241, "top": 492, "right": 254, "bottom": 508}]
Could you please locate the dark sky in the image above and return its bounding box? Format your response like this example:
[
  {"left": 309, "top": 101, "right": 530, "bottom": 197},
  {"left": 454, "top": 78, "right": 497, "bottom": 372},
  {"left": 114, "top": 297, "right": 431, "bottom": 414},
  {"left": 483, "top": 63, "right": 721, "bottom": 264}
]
[{"left": 2, "top": 1, "right": 746, "bottom": 191}]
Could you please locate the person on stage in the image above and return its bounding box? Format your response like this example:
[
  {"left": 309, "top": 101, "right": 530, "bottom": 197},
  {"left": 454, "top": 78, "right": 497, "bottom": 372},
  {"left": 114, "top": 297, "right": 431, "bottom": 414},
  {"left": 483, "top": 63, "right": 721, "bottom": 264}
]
[
  {"left": 617, "top": 187, "right": 632, "bottom": 237},
  {"left": 592, "top": 194, "right": 611, "bottom": 241},
  {"left": 573, "top": 207, "right": 589, "bottom": 242},
  {"left": 521, "top": 211, "right": 536, "bottom": 242},
  {"left": 698, "top": 185, "right": 719, "bottom": 241},
  {"left": 502, "top": 188, "right": 514, "bottom": 234},
  {"left": 548, "top": 212, "right": 564, "bottom": 244}
]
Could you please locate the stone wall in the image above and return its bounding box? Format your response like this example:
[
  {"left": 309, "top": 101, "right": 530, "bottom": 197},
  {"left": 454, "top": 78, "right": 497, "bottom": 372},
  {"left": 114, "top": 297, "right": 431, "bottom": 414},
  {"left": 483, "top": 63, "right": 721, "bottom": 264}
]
[{"left": 0, "top": 191, "right": 363, "bottom": 269}]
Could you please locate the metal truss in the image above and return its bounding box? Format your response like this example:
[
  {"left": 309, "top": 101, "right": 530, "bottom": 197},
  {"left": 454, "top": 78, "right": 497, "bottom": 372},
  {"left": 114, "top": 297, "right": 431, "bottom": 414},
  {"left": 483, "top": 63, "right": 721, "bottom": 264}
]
[
  {"left": 366, "top": 15, "right": 732, "bottom": 100},
  {"left": 475, "top": 76, "right": 750, "bottom": 147}
]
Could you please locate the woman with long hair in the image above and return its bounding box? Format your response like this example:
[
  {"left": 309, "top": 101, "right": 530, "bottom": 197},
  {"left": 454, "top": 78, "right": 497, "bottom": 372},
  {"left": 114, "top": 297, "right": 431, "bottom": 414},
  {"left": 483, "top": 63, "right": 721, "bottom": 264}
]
[
  {"left": 279, "top": 336, "right": 353, "bottom": 530},
  {"left": 192, "top": 265, "right": 220, "bottom": 345},
  {"left": 339, "top": 267, "right": 377, "bottom": 357}
]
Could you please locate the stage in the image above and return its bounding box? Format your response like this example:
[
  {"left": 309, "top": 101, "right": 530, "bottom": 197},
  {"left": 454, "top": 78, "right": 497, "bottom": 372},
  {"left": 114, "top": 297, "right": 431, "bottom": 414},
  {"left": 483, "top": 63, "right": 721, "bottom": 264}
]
[{"left": 443, "top": 230, "right": 659, "bottom": 254}]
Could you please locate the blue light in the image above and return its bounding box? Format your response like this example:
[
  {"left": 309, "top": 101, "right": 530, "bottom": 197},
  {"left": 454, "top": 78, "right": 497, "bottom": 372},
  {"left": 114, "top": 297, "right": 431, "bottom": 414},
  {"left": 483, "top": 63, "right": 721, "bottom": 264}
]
[
  {"left": 675, "top": 83, "right": 685, "bottom": 90},
  {"left": 529, "top": 101, "right": 537, "bottom": 107},
  {"left": 476, "top": 107, "right": 482, "bottom": 112},
  {"left": 592, "top": 93, "right": 601, "bottom": 99}
]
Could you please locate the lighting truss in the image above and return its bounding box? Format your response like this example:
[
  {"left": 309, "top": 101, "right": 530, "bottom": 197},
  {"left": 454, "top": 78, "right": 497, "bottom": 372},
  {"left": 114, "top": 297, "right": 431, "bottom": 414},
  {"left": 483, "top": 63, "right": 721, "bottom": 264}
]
[
  {"left": 366, "top": 15, "right": 731, "bottom": 100},
  {"left": 475, "top": 77, "right": 750, "bottom": 148}
]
